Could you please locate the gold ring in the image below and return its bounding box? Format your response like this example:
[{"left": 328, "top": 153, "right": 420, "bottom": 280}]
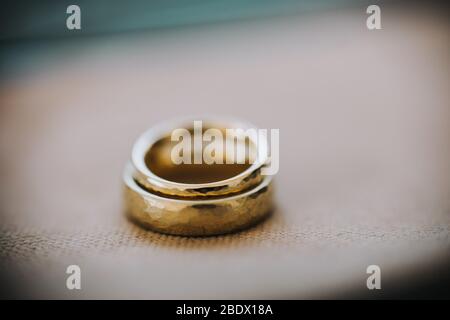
[
  {"left": 131, "top": 118, "right": 268, "bottom": 198},
  {"left": 124, "top": 163, "right": 273, "bottom": 236},
  {"left": 123, "top": 118, "right": 274, "bottom": 236}
]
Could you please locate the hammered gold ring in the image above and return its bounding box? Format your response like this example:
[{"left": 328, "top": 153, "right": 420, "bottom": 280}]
[{"left": 123, "top": 118, "right": 274, "bottom": 236}]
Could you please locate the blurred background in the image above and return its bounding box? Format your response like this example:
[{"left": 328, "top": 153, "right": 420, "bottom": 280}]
[{"left": 0, "top": 0, "right": 449, "bottom": 299}]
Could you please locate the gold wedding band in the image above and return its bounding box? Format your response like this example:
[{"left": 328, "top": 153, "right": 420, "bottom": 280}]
[
  {"left": 123, "top": 118, "right": 274, "bottom": 236},
  {"left": 131, "top": 118, "right": 268, "bottom": 198}
]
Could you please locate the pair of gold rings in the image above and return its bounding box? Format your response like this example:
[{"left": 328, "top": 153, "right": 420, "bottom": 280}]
[{"left": 123, "top": 118, "right": 274, "bottom": 236}]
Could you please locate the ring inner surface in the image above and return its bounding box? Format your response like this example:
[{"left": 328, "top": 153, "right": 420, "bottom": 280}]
[{"left": 145, "top": 128, "right": 254, "bottom": 184}]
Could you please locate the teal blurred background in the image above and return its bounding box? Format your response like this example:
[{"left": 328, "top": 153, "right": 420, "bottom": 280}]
[{"left": 1, "top": 0, "right": 364, "bottom": 41}]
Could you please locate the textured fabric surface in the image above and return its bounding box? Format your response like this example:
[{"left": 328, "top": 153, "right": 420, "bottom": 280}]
[{"left": 0, "top": 5, "right": 449, "bottom": 298}]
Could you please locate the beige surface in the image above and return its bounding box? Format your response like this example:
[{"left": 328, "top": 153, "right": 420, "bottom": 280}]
[{"left": 0, "top": 6, "right": 449, "bottom": 298}]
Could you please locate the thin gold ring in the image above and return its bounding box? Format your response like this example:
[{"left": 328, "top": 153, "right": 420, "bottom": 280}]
[{"left": 131, "top": 117, "right": 268, "bottom": 198}]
